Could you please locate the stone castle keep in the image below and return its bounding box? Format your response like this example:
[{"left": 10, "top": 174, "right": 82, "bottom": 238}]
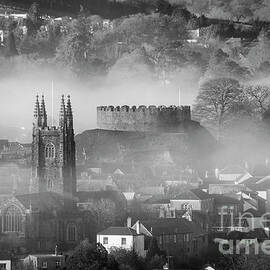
[{"left": 97, "top": 105, "right": 192, "bottom": 132}]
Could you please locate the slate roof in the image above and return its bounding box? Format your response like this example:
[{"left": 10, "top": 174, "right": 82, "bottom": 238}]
[
  {"left": 15, "top": 192, "right": 66, "bottom": 211},
  {"left": 210, "top": 194, "right": 241, "bottom": 205},
  {"left": 141, "top": 218, "right": 206, "bottom": 236},
  {"left": 29, "top": 254, "right": 64, "bottom": 258},
  {"left": 137, "top": 186, "right": 165, "bottom": 196},
  {"left": 173, "top": 189, "right": 211, "bottom": 200},
  {"left": 76, "top": 190, "right": 126, "bottom": 204},
  {"left": 244, "top": 208, "right": 262, "bottom": 217},
  {"left": 143, "top": 196, "right": 170, "bottom": 204},
  {"left": 219, "top": 165, "right": 247, "bottom": 174},
  {"left": 97, "top": 227, "right": 139, "bottom": 236}
]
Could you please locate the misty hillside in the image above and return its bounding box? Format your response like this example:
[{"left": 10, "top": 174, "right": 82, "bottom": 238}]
[{"left": 75, "top": 124, "right": 217, "bottom": 174}]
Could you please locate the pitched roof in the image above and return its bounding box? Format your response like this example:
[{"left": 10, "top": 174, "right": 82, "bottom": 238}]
[
  {"left": 255, "top": 175, "right": 270, "bottom": 185},
  {"left": 173, "top": 189, "right": 211, "bottom": 200},
  {"left": 141, "top": 218, "right": 206, "bottom": 236},
  {"left": 76, "top": 190, "right": 126, "bottom": 205},
  {"left": 15, "top": 192, "right": 66, "bottom": 212},
  {"left": 28, "top": 254, "right": 64, "bottom": 258},
  {"left": 97, "top": 227, "right": 138, "bottom": 236},
  {"left": 244, "top": 208, "right": 262, "bottom": 217},
  {"left": 211, "top": 194, "right": 241, "bottom": 205},
  {"left": 143, "top": 196, "right": 170, "bottom": 204},
  {"left": 219, "top": 165, "right": 247, "bottom": 174},
  {"left": 137, "top": 186, "right": 165, "bottom": 196},
  {"left": 114, "top": 168, "right": 125, "bottom": 175}
]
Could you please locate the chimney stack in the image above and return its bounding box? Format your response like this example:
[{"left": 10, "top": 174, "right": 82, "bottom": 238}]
[
  {"left": 127, "top": 217, "right": 132, "bottom": 228},
  {"left": 136, "top": 221, "right": 140, "bottom": 235}
]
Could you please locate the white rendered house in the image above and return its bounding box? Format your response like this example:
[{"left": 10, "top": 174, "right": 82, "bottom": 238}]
[{"left": 97, "top": 224, "right": 147, "bottom": 257}]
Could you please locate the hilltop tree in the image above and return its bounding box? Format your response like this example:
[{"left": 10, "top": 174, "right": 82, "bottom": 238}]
[
  {"left": 193, "top": 77, "right": 244, "bottom": 140},
  {"left": 55, "top": 15, "right": 95, "bottom": 75},
  {"left": 26, "top": 2, "right": 42, "bottom": 36}
]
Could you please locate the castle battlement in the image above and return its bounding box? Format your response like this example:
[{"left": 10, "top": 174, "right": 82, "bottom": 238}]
[
  {"left": 97, "top": 105, "right": 191, "bottom": 113},
  {"left": 97, "top": 105, "right": 191, "bottom": 132}
]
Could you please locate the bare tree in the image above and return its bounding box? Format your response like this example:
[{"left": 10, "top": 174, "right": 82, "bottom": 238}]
[
  {"left": 193, "top": 77, "right": 243, "bottom": 141},
  {"left": 244, "top": 84, "right": 270, "bottom": 118}
]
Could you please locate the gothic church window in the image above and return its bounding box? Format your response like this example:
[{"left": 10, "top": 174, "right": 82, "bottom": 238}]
[
  {"left": 67, "top": 223, "right": 77, "bottom": 242},
  {"left": 4, "top": 205, "right": 23, "bottom": 233},
  {"left": 47, "top": 179, "right": 53, "bottom": 191},
  {"left": 45, "top": 143, "right": 55, "bottom": 159}
]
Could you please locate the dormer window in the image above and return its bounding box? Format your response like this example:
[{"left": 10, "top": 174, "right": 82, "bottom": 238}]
[{"left": 45, "top": 143, "right": 55, "bottom": 159}]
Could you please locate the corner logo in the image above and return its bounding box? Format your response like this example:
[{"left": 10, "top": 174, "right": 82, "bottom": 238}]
[{"left": 214, "top": 208, "right": 270, "bottom": 255}]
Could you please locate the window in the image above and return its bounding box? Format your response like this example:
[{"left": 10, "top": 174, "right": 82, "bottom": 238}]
[
  {"left": 174, "top": 234, "right": 177, "bottom": 243},
  {"left": 47, "top": 179, "right": 53, "bottom": 191},
  {"left": 67, "top": 224, "right": 77, "bottom": 242},
  {"left": 193, "top": 239, "right": 198, "bottom": 251},
  {"left": 45, "top": 143, "right": 55, "bottom": 159},
  {"left": 56, "top": 261, "right": 61, "bottom": 268},
  {"left": 165, "top": 235, "right": 170, "bottom": 243},
  {"left": 182, "top": 203, "right": 192, "bottom": 210},
  {"left": 159, "top": 236, "right": 163, "bottom": 245},
  {"left": 42, "top": 262, "right": 47, "bottom": 269},
  {"left": 121, "top": 237, "right": 126, "bottom": 245},
  {"left": 103, "top": 237, "right": 108, "bottom": 245},
  {"left": 184, "top": 234, "right": 190, "bottom": 242},
  {"left": 4, "top": 205, "right": 23, "bottom": 232},
  {"left": 0, "top": 264, "right": 7, "bottom": 270}
]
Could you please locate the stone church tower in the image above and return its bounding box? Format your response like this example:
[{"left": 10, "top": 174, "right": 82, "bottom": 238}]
[{"left": 30, "top": 95, "right": 76, "bottom": 200}]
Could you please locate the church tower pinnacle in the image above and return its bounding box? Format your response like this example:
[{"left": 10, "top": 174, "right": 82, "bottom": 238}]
[
  {"left": 33, "top": 94, "right": 41, "bottom": 127},
  {"left": 40, "top": 95, "right": 47, "bottom": 128},
  {"left": 66, "top": 95, "right": 73, "bottom": 130},
  {"left": 59, "top": 94, "right": 66, "bottom": 129}
]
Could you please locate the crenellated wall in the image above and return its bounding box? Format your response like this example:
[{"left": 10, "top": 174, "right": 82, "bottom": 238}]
[{"left": 97, "top": 105, "right": 191, "bottom": 132}]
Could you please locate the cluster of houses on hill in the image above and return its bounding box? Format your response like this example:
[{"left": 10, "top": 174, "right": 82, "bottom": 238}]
[
  {"left": 1, "top": 144, "right": 270, "bottom": 268},
  {"left": 84, "top": 163, "right": 270, "bottom": 262}
]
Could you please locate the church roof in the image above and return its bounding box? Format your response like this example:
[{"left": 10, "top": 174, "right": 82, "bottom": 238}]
[
  {"left": 15, "top": 192, "right": 66, "bottom": 211},
  {"left": 76, "top": 190, "right": 126, "bottom": 203}
]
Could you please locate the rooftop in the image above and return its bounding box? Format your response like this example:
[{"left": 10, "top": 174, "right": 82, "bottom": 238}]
[
  {"left": 141, "top": 218, "right": 206, "bottom": 236},
  {"left": 29, "top": 254, "right": 64, "bottom": 258},
  {"left": 172, "top": 189, "right": 212, "bottom": 200},
  {"left": 16, "top": 192, "right": 67, "bottom": 212},
  {"left": 219, "top": 165, "right": 247, "bottom": 175},
  {"left": 97, "top": 227, "right": 139, "bottom": 236}
]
